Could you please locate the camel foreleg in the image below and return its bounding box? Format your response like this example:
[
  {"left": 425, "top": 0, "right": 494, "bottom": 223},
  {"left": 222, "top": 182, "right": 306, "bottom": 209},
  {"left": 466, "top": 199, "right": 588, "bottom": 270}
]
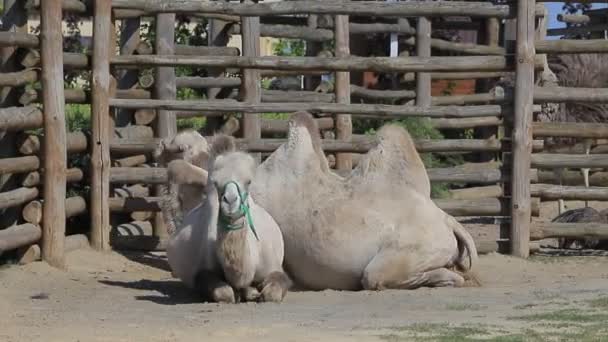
[{"left": 194, "top": 270, "right": 236, "bottom": 303}]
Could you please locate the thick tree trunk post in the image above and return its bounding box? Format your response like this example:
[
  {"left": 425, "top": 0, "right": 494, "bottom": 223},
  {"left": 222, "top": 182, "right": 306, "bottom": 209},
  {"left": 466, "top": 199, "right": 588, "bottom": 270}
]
[
  {"left": 152, "top": 13, "right": 177, "bottom": 240},
  {"left": 241, "top": 2, "right": 262, "bottom": 162},
  {"left": 304, "top": 15, "right": 322, "bottom": 91},
  {"left": 511, "top": 0, "right": 536, "bottom": 258},
  {"left": 334, "top": 15, "right": 352, "bottom": 170},
  {"left": 116, "top": 18, "right": 141, "bottom": 126},
  {"left": 204, "top": 1, "right": 232, "bottom": 135},
  {"left": 40, "top": 0, "right": 67, "bottom": 268},
  {"left": 0, "top": 0, "right": 27, "bottom": 229},
  {"left": 91, "top": 0, "right": 113, "bottom": 251},
  {"left": 477, "top": 17, "right": 501, "bottom": 163},
  {"left": 416, "top": 17, "right": 431, "bottom": 107}
]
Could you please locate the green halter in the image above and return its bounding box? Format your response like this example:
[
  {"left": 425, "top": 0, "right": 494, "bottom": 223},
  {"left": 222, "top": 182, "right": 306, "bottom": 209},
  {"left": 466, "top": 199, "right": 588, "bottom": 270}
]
[{"left": 218, "top": 180, "right": 259, "bottom": 241}]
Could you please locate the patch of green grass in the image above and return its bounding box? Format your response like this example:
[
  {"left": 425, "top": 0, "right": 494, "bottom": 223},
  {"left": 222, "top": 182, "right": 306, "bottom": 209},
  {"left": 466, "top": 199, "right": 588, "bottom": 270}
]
[
  {"left": 177, "top": 117, "right": 207, "bottom": 131},
  {"left": 509, "top": 309, "right": 608, "bottom": 323},
  {"left": 445, "top": 303, "right": 487, "bottom": 311},
  {"left": 261, "top": 112, "right": 291, "bottom": 120},
  {"left": 587, "top": 296, "right": 608, "bottom": 310}
]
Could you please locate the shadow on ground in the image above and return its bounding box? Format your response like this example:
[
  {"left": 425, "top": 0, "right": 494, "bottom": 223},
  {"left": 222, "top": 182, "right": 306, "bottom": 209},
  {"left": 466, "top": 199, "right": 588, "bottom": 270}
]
[{"left": 100, "top": 279, "right": 203, "bottom": 305}]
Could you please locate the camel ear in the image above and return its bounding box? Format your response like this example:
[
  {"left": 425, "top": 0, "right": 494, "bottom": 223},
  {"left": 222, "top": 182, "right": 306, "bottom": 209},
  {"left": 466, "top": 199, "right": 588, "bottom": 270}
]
[
  {"left": 209, "top": 133, "right": 236, "bottom": 158},
  {"left": 167, "top": 159, "right": 208, "bottom": 186}
]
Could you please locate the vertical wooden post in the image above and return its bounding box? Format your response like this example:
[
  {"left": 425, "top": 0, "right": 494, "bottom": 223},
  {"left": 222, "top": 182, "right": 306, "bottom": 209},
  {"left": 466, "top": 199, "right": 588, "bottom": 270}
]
[
  {"left": 511, "top": 0, "right": 536, "bottom": 258},
  {"left": 304, "top": 15, "right": 322, "bottom": 91},
  {"left": 334, "top": 15, "right": 352, "bottom": 170},
  {"left": 116, "top": 18, "right": 141, "bottom": 127},
  {"left": 91, "top": 0, "right": 112, "bottom": 251},
  {"left": 415, "top": 17, "right": 431, "bottom": 107},
  {"left": 40, "top": 0, "right": 66, "bottom": 268},
  {"left": 153, "top": 13, "right": 177, "bottom": 239},
  {"left": 478, "top": 17, "right": 501, "bottom": 163},
  {"left": 0, "top": 0, "right": 27, "bottom": 229},
  {"left": 241, "top": 2, "right": 261, "bottom": 162},
  {"left": 204, "top": 9, "right": 232, "bottom": 135}
]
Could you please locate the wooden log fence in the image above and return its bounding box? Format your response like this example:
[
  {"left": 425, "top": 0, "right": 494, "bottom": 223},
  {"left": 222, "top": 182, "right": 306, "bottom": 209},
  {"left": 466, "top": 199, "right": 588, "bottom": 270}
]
[{"left": 4, "top": 0, "right": 608, "bottom": 266}]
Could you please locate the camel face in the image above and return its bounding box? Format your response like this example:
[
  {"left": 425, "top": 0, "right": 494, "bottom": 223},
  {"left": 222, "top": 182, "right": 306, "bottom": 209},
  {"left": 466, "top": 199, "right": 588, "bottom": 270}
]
[{"left": 209, "top": 152, "right": 256, "bottom": 220}]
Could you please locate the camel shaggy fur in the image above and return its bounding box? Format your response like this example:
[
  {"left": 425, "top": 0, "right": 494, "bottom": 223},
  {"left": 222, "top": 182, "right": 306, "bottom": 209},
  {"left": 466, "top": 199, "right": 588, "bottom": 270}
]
[
  {"left": 165, "top": 134, "right": 290, "bottom": 303},
  {"left": 155, "top": 130, "right": 210, "bottom": 234},
  {"left": 250, "top": 112, "right": 478, "bottom": 291}
]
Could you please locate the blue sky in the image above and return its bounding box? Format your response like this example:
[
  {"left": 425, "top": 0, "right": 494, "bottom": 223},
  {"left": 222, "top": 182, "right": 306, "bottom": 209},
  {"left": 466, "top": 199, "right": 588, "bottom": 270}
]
[{"left": 545, "top": 2, "right": 608, "bottom": 29}]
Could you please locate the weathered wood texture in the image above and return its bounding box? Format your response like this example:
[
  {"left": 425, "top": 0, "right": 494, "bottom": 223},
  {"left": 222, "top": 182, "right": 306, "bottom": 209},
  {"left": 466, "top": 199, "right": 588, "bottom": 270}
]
[
  {"left": 531, "top": 222, "right": 608, "bottom": 241},
  {"left": 111, "top": 55, "right": 538, "bottom": 73},
  {"left": 431, "top": 117, "right": 502, "bottom": 129},
  {"left": 116, "top": 17, "right": 141, "bottom": 126},
  {"left": 435, "top": 197, "right": 539, "bottom": 217},
  {"left": 536, "top": 39, "right": 608, "bottom": 54},
  {"left": 530, "top": 184, "right": 608, "bottom": 201},
  {"left": 17, "top": 234, "right": 90, "bottom": 265},
  {"left": 17, "top": 132, "right": 87, "bottom": 155},
  {"left": 90, "top": 0, "right": 112, "bottom": 251},
  {"left": 40, "top": 0, "right": 68, "bottom": 268},
  {"left": 334, "top": 14, "right": 352, "bottom": 170},
  {"left": 0, "top": 156, "right": 40, "bottom": 175},
  {"left": 241, "top": 4, "right": 262, "bottom": 163},
  {"left": 110, "top": 167, "right": 168, "bottom": 184},
  {"left": 110, "top": 99, "right": 503, "bottom": 118},
  {"left": 109, "top": 196, "right": 162, "bottom": 212},
  {"left": 416, "top": 17, "right": 431, "bottom": 108},
  {"left": 176, "top": 76, "right": 241, "bottom": 89},
  {"left": 0, "top": 106, "right": 43, "bottom": 131},
  {"left": 22, "top": 196, "right": 87, "bottom": 225},
  {"left": 261, "top": 117, "right": 334, "bottom": 134},
  {"left": 0, "top": 69, "right": 37, "bottom": 86},
  {"left": 531, "top": 154, "right": 608, "bottom": 169},
  {"left": 0, "top": 223, "right": 41, "bottom": 254},
  {"left": 0, "top": 187, "right": 39, "bottom": 210},
  {"left": 537, "top": 170, "right": 608, "bottom": 187},
  {"left": 22, "top": 168, "right": 83, "bottom": 187},
  {"left": 110, "top": 1, "right": 520, "bottom": 18},
  {"left": 511, "top": 0, "right": 536, "bottom": 258},
  {"left": 535, "top": 86, "right": 608, "bottom": 103},
  {"left": 533, "top": 122, "right": 608, "bottom": 138}
]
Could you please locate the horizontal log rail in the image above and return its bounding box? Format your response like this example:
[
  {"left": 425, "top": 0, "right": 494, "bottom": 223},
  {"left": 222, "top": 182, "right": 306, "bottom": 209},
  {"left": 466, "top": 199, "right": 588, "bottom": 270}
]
[
  {"left": 0, "top": 223, "right": 41, "bottom": 254},
  {"left": 22, "top": 168, "right": 83, "bottom": 187},
  {"left": 0, "top": 69, "right": 38, "bottom": 87},
  {"left": 25, "top": 0, "right": 87, "bottom": 13},
  {"left": 535, "top": 86, "right": 608, "bottom": 103},
  {"left": 111, "top": 1, "right": 514, "bottom": 18},
  {"left": 0, "top": 106, "right": 43, "bottom": 131},
  {"left": 109, "top": 99, "right": 504, "bottom": 118},
  {"left": 0, "top": 187, "right": 39, "bottom": 210},
  {"left": 110, "top": 167, "right": 168, "bottom": 184},
  {"left": 537, "top": 170, "right": 608, "bottom": 187},
  {"left": 531, "top": 184, "right": 608, "bottom": 201},
  {"left": 531, "top": 154, "right": 608, "bottom": 169},
  {"left": 0, "top": 156, "right": 40, "bottom": 175},
  {"left": 435, "top": 197, "right": 540, "bottom": 217},
  {"left": 531, "top": 222, "right": 608, "bottom": 241},
  {"left": 536, "top": 39, "right": 608, "bottom": 54},
  {"left": 111, "top": 55, "right": 545, "bottom": 73},
  {"left": 0, "top": 32, "right": 39, "bottom": 48},
  {"left": 261, "top": 117, "right": 334, "bottom": 134},
  {"left": 533, "top": 122, "right": 608, "bottom": 139}
]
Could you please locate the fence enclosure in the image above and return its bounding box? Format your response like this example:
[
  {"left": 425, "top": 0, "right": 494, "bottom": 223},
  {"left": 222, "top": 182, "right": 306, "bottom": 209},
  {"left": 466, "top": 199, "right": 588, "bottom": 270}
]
[{"left": 2, "top": 0, "right": 608, "bottom": 268}]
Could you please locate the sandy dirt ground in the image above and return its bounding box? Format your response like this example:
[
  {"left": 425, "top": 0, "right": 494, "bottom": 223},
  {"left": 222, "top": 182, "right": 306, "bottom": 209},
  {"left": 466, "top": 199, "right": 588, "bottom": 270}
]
[{"left": 1, "top": 248, "right": 608, "bottom": 342}]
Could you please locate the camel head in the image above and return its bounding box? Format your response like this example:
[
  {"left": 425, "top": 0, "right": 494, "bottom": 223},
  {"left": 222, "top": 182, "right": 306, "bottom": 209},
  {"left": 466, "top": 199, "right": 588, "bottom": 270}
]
[{"left": 208, "top": 134, "right": 257, "bottom": 228}]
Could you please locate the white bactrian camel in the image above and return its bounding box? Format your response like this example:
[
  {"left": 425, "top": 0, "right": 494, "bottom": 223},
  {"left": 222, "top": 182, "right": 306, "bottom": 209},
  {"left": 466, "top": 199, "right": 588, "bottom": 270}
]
[
  {"left": 249, "top": 112, "right": 479, "bottom": 290},
  {"left": 165, "top": 134, "right": 291, "bottom": 303}
]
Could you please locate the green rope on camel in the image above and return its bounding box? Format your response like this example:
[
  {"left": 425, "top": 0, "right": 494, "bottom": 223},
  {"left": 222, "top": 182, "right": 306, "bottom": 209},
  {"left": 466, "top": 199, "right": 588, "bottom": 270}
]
[{"left": 218, "top": 180, "right": 259, "bottom": 241}]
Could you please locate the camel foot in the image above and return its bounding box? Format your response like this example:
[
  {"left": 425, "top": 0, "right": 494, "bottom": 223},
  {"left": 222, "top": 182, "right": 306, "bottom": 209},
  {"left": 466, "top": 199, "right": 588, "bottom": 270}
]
[
  {"left": 425, "top": 268, "right": 465, "bottom": 288},
  {"left": 241, "top": 286, "right": 261, "bottom": 302},
  {"left": 194, "top": 270, "right": 236, "bottom": 304},
  {"left": 259, "top": 271, "right": 291, "bottom": 303}
]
